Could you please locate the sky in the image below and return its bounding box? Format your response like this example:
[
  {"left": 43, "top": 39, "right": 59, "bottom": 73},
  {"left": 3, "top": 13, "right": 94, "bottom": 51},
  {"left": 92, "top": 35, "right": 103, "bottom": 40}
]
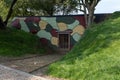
[{"left": 95, "top": 0, "right": 120, "bottom": 13}]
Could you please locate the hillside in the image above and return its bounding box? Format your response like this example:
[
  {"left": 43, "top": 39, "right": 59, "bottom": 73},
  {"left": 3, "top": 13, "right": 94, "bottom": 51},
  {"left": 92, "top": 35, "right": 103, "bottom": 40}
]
[
  {"left": 48, "top": 12, "right": 120, "bottom": 80},
  {"left": 0, "top": 28, "right": 45, "bottom": 57}
]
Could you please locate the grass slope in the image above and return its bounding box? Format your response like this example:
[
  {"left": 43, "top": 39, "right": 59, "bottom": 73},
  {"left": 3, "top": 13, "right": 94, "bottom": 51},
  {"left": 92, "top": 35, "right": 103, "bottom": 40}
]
[
  {"left": 48, "top": 12, "right": 120, "bottom": 80},
  {"left": 0, "top": 28, "right": 45, "bottom": 57}
]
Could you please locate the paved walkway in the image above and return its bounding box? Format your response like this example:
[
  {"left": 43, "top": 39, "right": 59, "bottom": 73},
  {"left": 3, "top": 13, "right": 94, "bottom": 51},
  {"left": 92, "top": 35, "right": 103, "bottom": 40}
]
[
  {"left": 0, "top": 53, "right": 65, "bottom": 80},
  {"left": 1, "top": 54, "right": 64, "bottom": 73},
  {"left": 0, "top": 64, "right": 49, "bottom": 80}
]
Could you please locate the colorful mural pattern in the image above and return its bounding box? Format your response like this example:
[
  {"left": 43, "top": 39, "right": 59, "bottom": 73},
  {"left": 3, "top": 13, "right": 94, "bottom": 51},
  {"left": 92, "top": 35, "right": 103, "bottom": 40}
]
[{"left": 11, "top": 16, "right": 85, "bottom": 49}]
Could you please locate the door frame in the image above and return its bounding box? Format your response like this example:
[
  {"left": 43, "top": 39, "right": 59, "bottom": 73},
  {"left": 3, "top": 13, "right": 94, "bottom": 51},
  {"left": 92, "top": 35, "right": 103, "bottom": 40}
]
[{"left": 57, "top": 31, "right": 71, "bottom": 51}]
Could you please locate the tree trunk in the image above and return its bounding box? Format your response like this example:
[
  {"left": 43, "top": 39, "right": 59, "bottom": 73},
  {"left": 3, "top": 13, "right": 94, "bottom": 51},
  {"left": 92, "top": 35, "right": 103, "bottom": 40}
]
[
  {"left": 4, "top": 0, "right": 17, "bottom": 26},
  {"left": 87, "top": 10, "right": 94, "bottom": 27},
  {"left": 62, "top": 6, "right": 66, "bottom": 15},
  {"left": 49, "top": 8, "right": 54, "bottom": 16},
  {"left": 46, "top": 8, "right": 54, "bottom": 16},
  {"left": 83, "top": 5, "right": 88, "bottom": 28},
  {"left": 0, "top": 16, "right": 6, "bottom": 29}
]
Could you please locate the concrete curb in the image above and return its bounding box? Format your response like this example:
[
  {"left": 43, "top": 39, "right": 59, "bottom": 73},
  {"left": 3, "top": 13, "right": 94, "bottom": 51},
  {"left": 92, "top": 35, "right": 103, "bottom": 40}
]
[{"left": 0, "top": 64, "right": 50, "bottom": 80}]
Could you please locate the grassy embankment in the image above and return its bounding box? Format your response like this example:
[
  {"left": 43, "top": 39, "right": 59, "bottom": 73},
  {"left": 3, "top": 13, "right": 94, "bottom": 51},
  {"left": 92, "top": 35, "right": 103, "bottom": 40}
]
[
  {"left": 0, "top": 28, "right": 45, "bottom": 57},
  {"left": 48, "top": 12, "right": 120, "bottom": 80}
]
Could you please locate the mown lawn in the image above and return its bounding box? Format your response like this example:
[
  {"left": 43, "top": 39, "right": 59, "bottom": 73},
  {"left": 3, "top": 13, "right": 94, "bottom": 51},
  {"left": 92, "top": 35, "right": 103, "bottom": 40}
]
[
  {"left": 0, "top": 28, "right": 45, "bottom": 57},
  {"left": 48, "top": 12, "right": 120, "bottom": 80}
]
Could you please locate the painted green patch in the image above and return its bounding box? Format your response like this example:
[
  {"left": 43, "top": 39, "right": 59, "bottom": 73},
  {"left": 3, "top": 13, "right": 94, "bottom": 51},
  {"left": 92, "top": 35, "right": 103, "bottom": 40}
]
[
  {"left": 56, "top": 17, "right": 75, "bottom": 24},
  {"left": 26, "top": 22, "right": 40, "bottom": 31},
  {"left": 20, "top": 20, "right": 30, "bottom": 32},
  {"left": 45, "top": 24, "right": 53, "bottom": 32},
  {"left": 41, "top": 17, "right": 58, "bottom": 30},
  {"left": 68, "top": 20, "right": 80, "bottom": 29},
  {"left": 70, "top": 36, "right": 77, "bottom": 46},
  {"left": 72, "top": 33, "right": 81, "bottom": 42},
  {"left": 37, "top": 30, "right": 52, "bottom": 40}
]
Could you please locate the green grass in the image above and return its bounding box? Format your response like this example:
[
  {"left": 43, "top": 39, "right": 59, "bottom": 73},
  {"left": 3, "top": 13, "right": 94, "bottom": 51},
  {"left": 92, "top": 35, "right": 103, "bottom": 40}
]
[
  {"left": 0, "top": 28, "right": 45, "bottom": 57},
  {"left": 48, "top": 12, "right": 120, "bottom": 80}
]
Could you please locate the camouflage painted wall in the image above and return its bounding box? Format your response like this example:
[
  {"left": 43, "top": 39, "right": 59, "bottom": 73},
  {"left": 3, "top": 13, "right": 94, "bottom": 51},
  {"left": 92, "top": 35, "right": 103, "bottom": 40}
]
[{"left": 11, "top": 16, "right": 85, "bottom": 49}]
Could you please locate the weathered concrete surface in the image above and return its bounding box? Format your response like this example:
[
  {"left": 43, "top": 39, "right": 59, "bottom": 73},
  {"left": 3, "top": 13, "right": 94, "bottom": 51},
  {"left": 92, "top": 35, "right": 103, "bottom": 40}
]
[
  {"left": 0, "top": 64, "right": 49, "bottom": 80},
  {"left": 1, "top": 54, "right": 64, "bottom": 73}
]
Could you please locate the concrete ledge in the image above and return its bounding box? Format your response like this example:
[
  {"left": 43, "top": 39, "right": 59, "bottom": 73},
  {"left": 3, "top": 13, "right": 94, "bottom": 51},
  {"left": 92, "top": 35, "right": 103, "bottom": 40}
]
[{"left": 0, "top": 64, "right": 49, "bottom": 80}]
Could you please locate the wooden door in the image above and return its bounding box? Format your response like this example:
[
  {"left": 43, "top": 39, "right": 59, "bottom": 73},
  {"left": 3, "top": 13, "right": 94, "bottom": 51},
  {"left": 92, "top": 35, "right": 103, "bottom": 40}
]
[{"left": 59, "top": 34, "right": 70, "bottom": 50}]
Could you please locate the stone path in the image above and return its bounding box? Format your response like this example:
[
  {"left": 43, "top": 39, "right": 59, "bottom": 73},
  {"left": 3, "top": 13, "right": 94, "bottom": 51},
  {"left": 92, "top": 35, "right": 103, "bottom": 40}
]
[{"left": 0, "top": 64, "right": 49, "bottom": 80}]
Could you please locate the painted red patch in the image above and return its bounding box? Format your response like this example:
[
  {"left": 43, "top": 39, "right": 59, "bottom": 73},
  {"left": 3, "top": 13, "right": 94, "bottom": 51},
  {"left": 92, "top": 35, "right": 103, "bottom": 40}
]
[
  {"left": 30, "top": 29, "right": 38, "bottom": 34},
  {"left": 12, "top": 19, "right": 21, "bottom": 29},
  {"left": 24, "top": 17, "right": 33, "bottom": 22},
  {"left": 34, "top": 17, "right": 41, "bottom": 23},
  {"left": 74, "top": 16, "right": 86, "bottom": 28},
  {"left": 51, "top": 29, "right": 58, "bottom": 37},
  {"left": 24, "top": 17, "right": 40, "bottom": 23},
  {"left": 40, "top": 38, "right": 48, "bottom": 45}
]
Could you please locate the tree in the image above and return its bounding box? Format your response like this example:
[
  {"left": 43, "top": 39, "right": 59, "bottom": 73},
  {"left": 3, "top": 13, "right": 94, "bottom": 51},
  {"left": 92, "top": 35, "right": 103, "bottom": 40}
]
[
  {"left": 12, "top": 0, "right": 77, "bottom": 16},
  {"left": 12, "top": 0, "right": 57, "bottom": 16},
  {"left": 0, "top": 16, "right": 5, "bottom": 29},
  {"left": 31, "top": 0, "right": 57, "bottom": 16},
  {"left": 77, "top": 0, "right": 100, "bottom": 27},
  {"left": 0, "top": 0, "right": 17, "bottom": 29},
  {"left": 26, "top": 0, "right": 77, "bottom": 16},
  {"left": 4, "top": 0, "right": 17, "bottom": 25},
  {"left": 12, "top": 0, "right": 34, "bottom": 16},
  {"left": 0, "top": 1, "right": 9, "bottom": 20},
  {"left": 55, "top": 0, "right": 77, "bottom": 15}
]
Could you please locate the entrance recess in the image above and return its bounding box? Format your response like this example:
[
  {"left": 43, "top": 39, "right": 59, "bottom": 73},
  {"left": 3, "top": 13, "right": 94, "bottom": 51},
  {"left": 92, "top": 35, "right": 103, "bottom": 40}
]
[{"left": 58, "top": 33, "right": 70, "bottom": 50}]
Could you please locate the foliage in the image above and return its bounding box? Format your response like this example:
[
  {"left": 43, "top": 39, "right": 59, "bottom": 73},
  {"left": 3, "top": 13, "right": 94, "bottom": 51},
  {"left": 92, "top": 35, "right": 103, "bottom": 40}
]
[
  {"left": 0, "top": 28, "right": 45, "bottom": 57},
  {"left": 12, "top": 0, "right": 34, "bottom": 16},
  {"left": 55, "top": 0, "right": 78, "bottom": 15},
  {"left": 0, "top": 0, "right": 80, "bottom": 17},
  {"left": 111, "top": 11, "right": 120, "bottom": 19},
  {"left": 12, "top": 0, "right": 55, "bottom": 16},
  {"left": 0, "top": 0, "right": 9, "bottom": 20},
  {"left": 4, "top": 0, "right": 17, "bottom": 26},
  {"left": 12, "top": 0, "right": 78, "bottom": 16},
  {"left": 0, "top": 0, "right": 17, "bottom": 29},
  {"left": 76, "top": 0, "right": 101, "bottom": 27},
  {"left": 48, "top": 12, "right": 120, "bottom": 80}
]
